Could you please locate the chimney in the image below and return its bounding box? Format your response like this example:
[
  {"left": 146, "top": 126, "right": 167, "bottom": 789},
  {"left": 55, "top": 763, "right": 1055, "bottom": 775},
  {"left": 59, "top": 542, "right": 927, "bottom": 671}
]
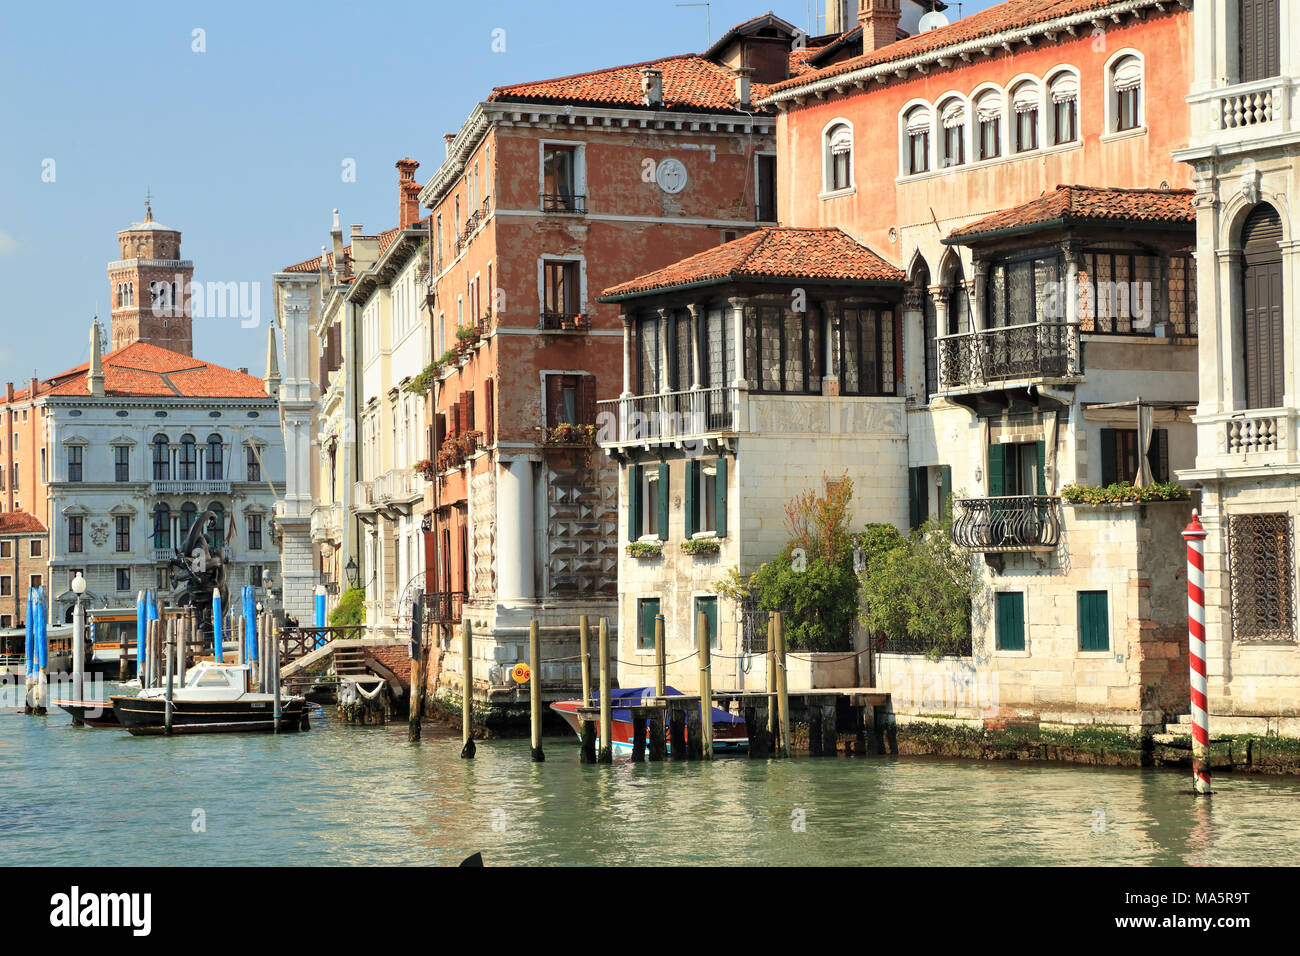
[
  {"left": 858, "top": 0, "right": 902, "bottom": 52},
  {"left": 6, "top": 383, "right": 13, "bottom": 403},
  {"left": 735, "top": 69, "right": 752, "bottom": 109},
  {"left": 88, "top": 320, "right": 105, "bottom": 398},
  {"left": 396, "top": 158, "right": 421, "bottom": 229},
  {"left": 641, "top": 68, "right": 663, "bottom": 108},
  {"left": 330, "top": 208, "right": 345, "bottom": 278},
  {"left": 444, "top": 133, "right": 456, "bottom": 159},
  {"left": 29, "top": 378, "right": 38, "bottom": 400}
]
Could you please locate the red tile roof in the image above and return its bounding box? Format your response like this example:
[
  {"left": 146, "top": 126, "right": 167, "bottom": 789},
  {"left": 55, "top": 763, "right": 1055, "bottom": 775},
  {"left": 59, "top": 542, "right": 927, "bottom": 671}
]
[
  {"left": 0, "top": 512, "right": 46, "bottom": 535},
  {"left": 283, "top": 222, "right": 418, "bottom": 274},
  {"left": 767, "top": 0, "right": 1171, "bottom": 97},
  {"left": 601, "top": 227, "right": 904, "bottom": 299},
  {"left": 39, "top": 343, "right": 268, "bottom": 400},
  {"left": 944, "top": 185, "right": 1195, "bottom": 242}
]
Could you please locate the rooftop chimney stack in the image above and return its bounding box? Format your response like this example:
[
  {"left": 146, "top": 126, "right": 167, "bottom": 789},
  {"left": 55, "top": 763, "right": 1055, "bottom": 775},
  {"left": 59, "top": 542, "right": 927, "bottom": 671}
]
[
  {"left": 735, "top": 70, "right": 752, "bottom": 109},
  {"left": 858, "top": 0, "right": 902, "bottom": 52},
  {"left": 88, "top": 320, "right": 105, "bottom": 398},
  {"left": 330, "top": 209, "right": 345, "bottom": 279},
  {"left": 641, "top": 68, "right": 664, "bottom": 108},
  {"left": 444, "top": 133, "right": 456, "bottom": 159},
  {"left": 396, "top": 157, "right": 421, "bottom": 229}
]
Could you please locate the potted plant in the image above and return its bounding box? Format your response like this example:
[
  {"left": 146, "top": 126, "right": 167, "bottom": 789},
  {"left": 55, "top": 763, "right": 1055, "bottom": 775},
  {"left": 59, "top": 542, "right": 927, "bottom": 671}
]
[{"left": 626, "top": 540, "right": 663, "bottom": 559}]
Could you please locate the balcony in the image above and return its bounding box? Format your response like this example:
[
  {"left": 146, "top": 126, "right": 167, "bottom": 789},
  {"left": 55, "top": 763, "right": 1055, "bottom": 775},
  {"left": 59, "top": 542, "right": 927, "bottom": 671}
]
[
  {"left": 938, "top": 322, "right": 1082, "bottom": 395},
  {"left": 150, "top": 479, "right": 232, "bottom": 496},
  {"left": 374, "top": 469, "right": 423, "bottom": 517},
  {"left": 952, "top": 496, "right": 1063, "bottom": 553},
  {"left": 353, "top": 480, "right": 376, "bottom": 511},
  {"left": 598, "top": 386, "right": 742, "bottom": 450},
  {"left": 423, "top": 590, "right": 467, "bottom": 624},
  {"left": 311, "top": 502, "right": 343, "bottom": 542},
  {"left": 539, "top": 311, "right": 590, "bottom": 332},
  {"left": 540, "top": 193, "right": 586, "bottom": 215},
  {"left": 152, "top": 548, "right": 177, "bottom": 563}
]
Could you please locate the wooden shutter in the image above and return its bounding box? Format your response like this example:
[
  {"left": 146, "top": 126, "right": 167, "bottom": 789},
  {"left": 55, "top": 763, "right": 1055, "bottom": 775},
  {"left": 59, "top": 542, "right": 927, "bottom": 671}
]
[
  {"left": 997, "top": 592, "right": 1025, "bottom": 651},
  {"left": 1078, "top": 591, "right": 1109, "bottom": 651},
  {"left": 908, "top": 467, "right": 928, "bottom": 529},
  {"left": 465, "top": 390, "right": 475, "bottom": 433},
  {"left": 1035, "top": 441, "right": 1047, "bottom": 496},
  {"left": 987, "top": 444, "right": 1005, "bottom": 497},
  {"left": 939, "top": 465, "right": 952, "bottom": 519},
  {"left": 427, "top": 425, "right": 436, "bottom": 460},
  {"left": 484, "top": 378, "right": 495, "bottom": 444},
  {"left": 684, "top": 459, "right": 698, "bottom": 538},
  {"left": 657, "top": 462, "right": 669, "bottom": 541},
  {"left": 698, "top": 596, "right": 718, "bottom": 649},
  {"left": 629, "top": 465, "right": 642, "bottom": 540},
  {"left": 1100, "top": 429, "right": 1118, "bottom": 486},
  {"left": 714, "top": 456, "right": 728, "bottom": 538},
  {"left": 545, "top": 374, "right": 563, "bottom": 428},
  {"left": 1147, "top": 428, "right": 1169, "bottom": 483},
  {"left": 580, "top": 375, "right": 597, "bottom": 426},
  {"left": 435, "top": 413, "right": 446, "bottom": 452},
  {"left": 1243, "top": 205, "right": 1285, "bottom": 410},
  {"left": 1241, "top": 0, "right": 1280, "bottom": 83},
  {"left": 639, "top": 598, "right": 660, "bottom": 651}
]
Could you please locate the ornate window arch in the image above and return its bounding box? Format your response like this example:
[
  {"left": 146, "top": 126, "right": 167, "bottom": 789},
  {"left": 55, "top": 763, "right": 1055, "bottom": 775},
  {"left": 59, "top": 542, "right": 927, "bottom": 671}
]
[
  {"left": 1009, "top": 78, "right": 1042, "bottom": 152},
  {"left": 1046, "top": 68, "right": 1080, "bottom": 145},
  {"left": 901, "top": 102, "right": 932, "bottom": 175},
  {"left": 822, "top": 118, "right": 854, "bottom": 193},
  {"left": 1239, "top": 202, "right": 1285, "bottom": 410},
  {"left": 1106, "top": 50, "right": 1145, "bottom": 133},
  {"left": 938, "top": 96, "right": 968, "bottom": 168},
  {"left": 152, "top": 433, "right": 170, "bottom": 481}
]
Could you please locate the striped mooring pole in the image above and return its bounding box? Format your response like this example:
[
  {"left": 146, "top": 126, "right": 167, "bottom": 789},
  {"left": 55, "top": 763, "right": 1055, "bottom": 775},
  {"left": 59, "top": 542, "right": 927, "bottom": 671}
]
[{"left": 1183, "top": 510, "right": 1211, "bottom": 795}]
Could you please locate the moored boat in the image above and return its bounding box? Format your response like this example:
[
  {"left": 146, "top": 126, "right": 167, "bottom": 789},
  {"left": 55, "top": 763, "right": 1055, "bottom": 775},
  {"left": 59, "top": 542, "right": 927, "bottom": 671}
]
[
  {"left": 551, "top": 686, "right": 748, "bottom": 755},
  {"left": 110, "top": 661, "right": 308, "bottom": 736},
  {"left": 53, "top": 699, "right": 122, "bottom": 727}
]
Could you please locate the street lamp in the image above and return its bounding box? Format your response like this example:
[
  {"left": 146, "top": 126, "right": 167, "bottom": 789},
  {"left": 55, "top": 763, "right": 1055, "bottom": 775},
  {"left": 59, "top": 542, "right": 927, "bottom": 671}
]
[
  {"left": 345, "top": 558, "right": 359, "bottom": 590},
  {"left": 71, "top": 573, "right": 87, "bottom": 708}
]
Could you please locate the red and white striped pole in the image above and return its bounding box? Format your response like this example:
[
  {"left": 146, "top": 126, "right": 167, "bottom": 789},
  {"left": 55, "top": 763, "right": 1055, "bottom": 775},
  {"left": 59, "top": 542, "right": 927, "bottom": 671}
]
[{"left": 1183, "top": 510, "right": 1211, "bottom": 795}]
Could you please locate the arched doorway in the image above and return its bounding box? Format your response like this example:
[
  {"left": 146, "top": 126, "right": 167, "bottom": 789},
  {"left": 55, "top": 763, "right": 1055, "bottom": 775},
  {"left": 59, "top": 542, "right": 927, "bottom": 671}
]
[{"left": 1241, "top": 203, "right": 1284, "bottom": 410}]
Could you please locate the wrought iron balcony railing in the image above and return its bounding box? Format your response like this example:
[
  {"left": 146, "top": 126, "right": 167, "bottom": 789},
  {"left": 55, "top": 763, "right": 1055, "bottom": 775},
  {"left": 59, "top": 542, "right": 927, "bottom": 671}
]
[
  {"left": 539, "top": 311, "right": 590, "bottom": 331},
  {"left": 540, "top": 193, "right": 586, "bottom": 214},
  {"left": 598, "top": 385, "right": 741, "bottom": 448},
  {"left": 938, "top": 322, "right": 1081, "bottom": 392},
  {"left": 423, "top": 590, "right": 468, "bottom": 624},
  {"left": 953, "top": 496, "right": 1063, "bottom": 552}
]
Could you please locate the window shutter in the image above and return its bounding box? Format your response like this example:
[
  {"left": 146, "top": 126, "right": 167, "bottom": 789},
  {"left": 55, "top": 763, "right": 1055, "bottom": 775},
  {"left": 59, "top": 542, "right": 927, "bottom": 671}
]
[
  {"left": 1079, "top": 591, "right": 1109, "bottom": 651},
  {"left": 427, "top": 425, "right": 435, "bottom": 460},
  {"left": 987, "top": 444, "right": 1005, "bottom": 497},
  {"left": 581, "top": 374, "right": 597, "bottom": 426},
  {"left": 435, "top": 413, "right": 446, "bottom": 452},
  {"left": 639, "top": 598, "right": 660, "bottom": 651},
  {"left": 1035, "top": 441, "right": 1047, "bottom": 496},
  {"left": 657, "top": 462, "right": 669, "bottom": 541},
  {"left": 464, "top": 390, "right": 475, "bottom": 434},
  {"left": 939, "top": 465, "right": 953, "bottom": 517},
  {"left": 629, "top": 464, "right": 642, "bottom": 539},
  {"left": 1100, "top": 429, "right": 1118, "bottom": 485},
  {"left": 1147, "top": 428, "right": 1169, "bottom": 483},
  {"left": 545, "top": 375, "right": 563, "bottom": 428},
  {"left": 907, "top": 467, "right": 922, "bottom": 529},
  {"left": 714, "top": 456, "right": 728, "bottom": 538},
  {"left": 997, "top": 592, "right": 1025, "bottom": 651},
  {"left": 484, "top": 378, "right": 495, "bottom": 444},
  {"left": 684, "top": 459, "right": 697, "bottom": 538}
]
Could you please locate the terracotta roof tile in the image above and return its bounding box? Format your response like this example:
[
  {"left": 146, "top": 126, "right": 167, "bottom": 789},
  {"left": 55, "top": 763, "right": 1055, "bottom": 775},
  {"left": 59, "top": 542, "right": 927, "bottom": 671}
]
[
  {"left": 0, "top": 512, "right": 46, "bottom": 535},
  {"left": 284, "top": 247, "right": 344, "bottom": 273},
  {"left": 945, "top": 185, "right": 1195, "bottom": 242},
  {"left": 767, "top": 0, "right": 1169, "bottom": 97},
  {"left": 602, "top": 227, "right": 904, "bottom": 298},
  {"left": 40, "top": 343, "right": 268, "bottom": 400}
]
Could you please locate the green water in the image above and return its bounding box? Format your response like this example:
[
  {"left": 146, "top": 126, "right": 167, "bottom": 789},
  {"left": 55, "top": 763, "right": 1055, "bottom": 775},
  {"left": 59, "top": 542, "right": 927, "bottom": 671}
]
[{"left": 4, "top": 703, "right": 1300, "bottom": 866}]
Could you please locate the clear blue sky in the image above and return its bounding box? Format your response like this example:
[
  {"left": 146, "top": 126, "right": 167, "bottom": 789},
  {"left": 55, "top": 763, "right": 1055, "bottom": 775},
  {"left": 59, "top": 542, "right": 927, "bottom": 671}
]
[{"left": 0, "top": 0, "right": 998, "bottom": 383}]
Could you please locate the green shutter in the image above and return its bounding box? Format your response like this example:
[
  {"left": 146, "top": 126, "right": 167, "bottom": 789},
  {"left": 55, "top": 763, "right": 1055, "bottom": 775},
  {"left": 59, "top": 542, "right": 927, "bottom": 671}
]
[
  {"left": 629, "top": 464, "right": 642, "bottom": 539},
  {"left": 1100, "top": 429, "right": 1117, "bottom": 486},
  {"left": 996, "top": 592, "right": 1025, "bottom": 651},
  {"left": 1078, "top": 591, "right": 1109, "bottom": 651},
  {"left": 657, "top": 462, "right": 669, "bottom": 541},
  {"left": 714, "top": 456, "right": 728, "bottom": 538},
  {"left": 987, "top": 444, "right": 1005, "bottom": 497},
  {"left": 1147, "top": 428, "right": 1169, "bottom": 483},
  {"left": 1036, "top": 440, "right": 1047, "bottom": 495},
  {"left": 939, "top": 465, "right": 953, "bottom": 519},
  {"left": 697, "top": 596, "right": 718, "bottom": 649},
  {"left": 908, "top": 467, "right": 929, "bottom": 530},
  {"left": 684, "top": 459, "right": 697, "bottom": 538},
  {"left": 639, "top": 598, "right": 660, "bottom": 651}
]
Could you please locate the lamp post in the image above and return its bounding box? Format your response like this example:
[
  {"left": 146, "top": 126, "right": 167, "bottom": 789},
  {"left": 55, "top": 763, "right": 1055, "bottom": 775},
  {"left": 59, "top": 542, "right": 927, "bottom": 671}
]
[
  {"left": 71, "top": 573, "right": 87, "bottom": 721},
  {"left": 345, "top": 558, "right": 359, "bottom": 591}
]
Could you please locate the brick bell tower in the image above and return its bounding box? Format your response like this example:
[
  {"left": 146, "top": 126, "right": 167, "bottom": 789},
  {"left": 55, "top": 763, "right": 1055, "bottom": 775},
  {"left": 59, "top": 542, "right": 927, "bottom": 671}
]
[{"left": 108, "top": 199, "right": 194, "bottom": 355}]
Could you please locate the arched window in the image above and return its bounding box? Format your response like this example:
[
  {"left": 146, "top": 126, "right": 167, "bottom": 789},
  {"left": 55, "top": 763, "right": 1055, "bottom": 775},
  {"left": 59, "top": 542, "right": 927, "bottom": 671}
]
[
  {"left": 904, "top": 105, "right": 931, "bottom": 174},
  {"left": 1048, "top": 71, "right": 1079, "bottom": 145},
  {"left": 179, "top": 434, "right": 197, "bottom": 481},
  {"left": 974, "top": 90, "right": 1002, "bottom": 160},
  {"left": 1011, "top": 81, "right": 1040, "bottom": 152},
  {"left": 179, "top": 502, "right": 197, "bottom": 542},
  {"left": 206, "top": 503, "right": 226, "bottom": 551},
  {"left": 205, "top": 434, "right": 223, "bottom": 480},
  {"left": 939, "top": 99, "right": 966, "bottom": 168},
  {"left": 1241, "top": 203, "right": 1284, "bottom": 410},
  {"left": 824, "top": 121, "right": 853, "bottom": 192},
  {"left": 152, "top": 434, "right": 170, "bottom": 481},
  {"left": 1110, "top": 55, "right": 1143, "bottom": 131},
  {"left": 152, "top": 503, "right": 171, "bottom": 550}
]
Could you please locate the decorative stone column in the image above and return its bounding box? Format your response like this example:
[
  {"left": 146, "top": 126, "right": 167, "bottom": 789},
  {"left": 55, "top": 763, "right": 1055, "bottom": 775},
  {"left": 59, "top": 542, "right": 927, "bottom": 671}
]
[
  {"left": 496, "top": 457, "right": 536, "bottom": 606},
  {"left": 820, "top": 298, "right": 839, "bottom": 396},
  {"left": 728, "top": 296, "right": 747, "bottom": 432},
  {"left": 902, "top": 287, "right": 925, "bottom": 401},
  {"left": 620, "top": 310, "right": 634, "bottom": 398},
  {"left": 1217, "top": 248, "right": 1244, "bottom": 410},
  {"left": 971, "top": 258, "right": 989, "bottom": 331},
  {"left": 688, "top": 302, "right": 705, "bottom": 388}
]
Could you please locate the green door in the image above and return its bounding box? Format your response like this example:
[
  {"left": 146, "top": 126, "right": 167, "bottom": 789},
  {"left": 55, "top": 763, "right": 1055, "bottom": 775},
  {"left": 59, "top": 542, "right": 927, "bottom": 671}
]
[
  {"left": 638, "top": 598, "right": 660, "bottom": 651},
  {"left": 696, "top": 596, "right": 718, "bottom": 649}
]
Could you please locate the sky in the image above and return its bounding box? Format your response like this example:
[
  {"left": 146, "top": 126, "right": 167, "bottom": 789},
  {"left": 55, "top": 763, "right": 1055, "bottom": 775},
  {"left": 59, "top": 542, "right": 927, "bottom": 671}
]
[{"left": 0, "top": 0, "right": 999, "bottom": 385}]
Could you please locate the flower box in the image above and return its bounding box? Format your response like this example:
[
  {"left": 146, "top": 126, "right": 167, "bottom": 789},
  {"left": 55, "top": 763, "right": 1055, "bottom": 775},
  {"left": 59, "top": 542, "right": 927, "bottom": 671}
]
[{"left": 625, "top": 540, "right": 663, "bottom": 559}]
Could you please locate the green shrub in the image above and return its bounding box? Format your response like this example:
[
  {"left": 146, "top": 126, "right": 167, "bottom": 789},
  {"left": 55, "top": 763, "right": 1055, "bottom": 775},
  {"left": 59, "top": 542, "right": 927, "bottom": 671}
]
[{"left": 329, "top": 587, "right": 366, "bottom": 627}]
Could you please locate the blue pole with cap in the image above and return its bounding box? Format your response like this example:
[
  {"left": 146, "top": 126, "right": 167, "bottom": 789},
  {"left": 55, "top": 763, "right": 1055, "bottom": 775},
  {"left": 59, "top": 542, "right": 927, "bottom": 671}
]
[{"left": 212, "top": 588, "right": 224, "bottom": 663}]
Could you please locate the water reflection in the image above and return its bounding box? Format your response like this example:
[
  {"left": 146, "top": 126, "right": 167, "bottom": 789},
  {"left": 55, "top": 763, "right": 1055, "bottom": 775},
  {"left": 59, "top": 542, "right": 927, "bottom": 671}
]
[{"left": 3, "top": 709, "right": 1300, "bottom": 866}]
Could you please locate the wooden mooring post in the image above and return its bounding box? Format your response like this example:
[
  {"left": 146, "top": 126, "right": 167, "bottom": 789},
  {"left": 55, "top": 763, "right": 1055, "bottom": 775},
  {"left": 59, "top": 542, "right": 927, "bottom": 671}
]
[
  {"left": 409, "top": 598, "right": 423, "bottom": 743},
  {"left": 272, "top": 618, "right": 281, "bottom": 734},
  {"left": 668, "top": 699, "right": 687, "bottom": 760},
  {"left": 631, "top": 707, "right": 648, "bottom": 762},
  {"left": 164, "top": 619, "right": 175, "bottom": 735},
  {"left": 529, "top": 619, "right": 544, "bottom": 762},
  {"left": 579, "top": 614, "right": 591, "bottom": 706},
  {"left": 597, "top": 617, "right": 612, "bottom": 764},
  {"left": 655, "top": 613, "right": 666, "bottom": 697},
  {"left": 697, "top": 610, "right": 714, "bottom": 760},
  {"left": 774, "top": 611, "right": 791, "bottom": 758},
  {"left": 460, "top": 618, "right": 475, "bottom": 759},
  {"left": 647, "top": 705, "right": 666, "bottom": 761}
]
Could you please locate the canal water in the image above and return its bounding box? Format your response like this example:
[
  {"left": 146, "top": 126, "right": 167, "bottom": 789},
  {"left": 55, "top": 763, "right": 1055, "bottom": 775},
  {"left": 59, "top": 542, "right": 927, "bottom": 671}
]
[{"left": 4, "top": 703, "right": 1300, "bottom": 866}]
